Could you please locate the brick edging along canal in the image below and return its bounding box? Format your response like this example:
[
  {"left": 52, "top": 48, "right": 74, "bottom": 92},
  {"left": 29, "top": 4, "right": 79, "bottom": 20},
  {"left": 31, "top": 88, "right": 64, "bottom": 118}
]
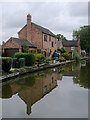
[{"left": 0, "top": 58, "right": 88, "bottom": 83}]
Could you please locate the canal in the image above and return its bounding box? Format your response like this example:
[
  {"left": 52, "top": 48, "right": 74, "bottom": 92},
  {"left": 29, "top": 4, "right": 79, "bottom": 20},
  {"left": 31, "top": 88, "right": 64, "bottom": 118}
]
[{"left": 0, "top": 60, "right": 89, "bottom": 118}]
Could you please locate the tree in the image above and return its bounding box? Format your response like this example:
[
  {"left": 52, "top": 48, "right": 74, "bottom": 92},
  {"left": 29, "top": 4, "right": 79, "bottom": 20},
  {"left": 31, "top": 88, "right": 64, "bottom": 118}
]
[
  {"left": 73, "top": 25, "right": 90, "bottom": 53},
  {"left": 57, "top": 34, "right": 66, "bottom": 41}
]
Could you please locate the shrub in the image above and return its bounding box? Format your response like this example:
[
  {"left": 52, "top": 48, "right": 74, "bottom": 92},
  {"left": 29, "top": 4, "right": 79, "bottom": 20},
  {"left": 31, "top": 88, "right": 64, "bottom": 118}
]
[
  {"left": 44, "top": 59, "right": 50, "bottom": 63},
  {"left": 2, "top": 57, "right": 12, "bottom": 72},
  {"left": 72, "top": 50, "right": 80, "bottom": 61},
  {"left": 59, "top": 57, "right": 65, "bottom": 62},
  {"left": 19, "top": 58, "right": 25, "bottom": 68},
  {"left": 58, "top": 47, "right": 66, "bottom": 53},
  {"left": 62, "top": 52, "right": 72, "bottom": 60},
  {"left": 34, "top": 53, "right": 45, "bottom": 63},
  {"left": 14, "top": 52, "right": 35, "bottom": 66}
]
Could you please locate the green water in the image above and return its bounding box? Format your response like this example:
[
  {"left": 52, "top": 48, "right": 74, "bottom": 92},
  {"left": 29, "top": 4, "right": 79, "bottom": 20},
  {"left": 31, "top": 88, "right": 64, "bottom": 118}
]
[{"left": 1, "top": 60, "right": 89, "bottom": 118}]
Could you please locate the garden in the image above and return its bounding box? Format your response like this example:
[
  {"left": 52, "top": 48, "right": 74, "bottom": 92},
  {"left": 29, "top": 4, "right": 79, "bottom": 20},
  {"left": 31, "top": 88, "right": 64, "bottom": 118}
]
[{"left": 1, "top": 47, "right": 86, "bottom": 75}]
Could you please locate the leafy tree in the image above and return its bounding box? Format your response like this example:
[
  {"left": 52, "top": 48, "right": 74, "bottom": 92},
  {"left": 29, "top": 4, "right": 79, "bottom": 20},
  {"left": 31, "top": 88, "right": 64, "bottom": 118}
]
[
  {"left": 73, "top": 25, "right": 90, "bottom": 53},
  {"left": 57, "top": 34, "right": 66, "bottom": 41}
]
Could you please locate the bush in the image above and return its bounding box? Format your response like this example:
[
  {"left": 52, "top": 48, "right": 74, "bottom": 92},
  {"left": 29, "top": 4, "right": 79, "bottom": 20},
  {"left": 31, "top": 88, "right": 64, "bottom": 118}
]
[
  {"left": 19, "top": 58, "right": 25, "bottom": 68},
  {"left": 62, "top": 52, "right": 72, "bottom": 60},
  {"left": 14, "top": 52, "right": 35, "bottom": 66},
  {"left": 73, "top": 50, "right": 80, "bottom": 61},
  {"left": 59, "top": 57, "right": 66, "bottom": 62},
  {"left": 2, "top": 57, "right": 12, "bottom": 72},
  {"left": 44, "top": 59, "right": 50, "bottom": 63},
  {"left": 34, "top": 53, "right": 45, "bottom": 63},
  {"left": 58, "top": 47, "right": 66, "bottom": 53}
]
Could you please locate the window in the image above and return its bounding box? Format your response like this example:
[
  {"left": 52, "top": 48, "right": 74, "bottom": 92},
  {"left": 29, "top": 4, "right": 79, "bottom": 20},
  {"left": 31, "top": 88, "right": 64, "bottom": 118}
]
[
  {"left": 71, "top": 47, "right": 75, "bottom": 50},
  {"left": 44, "top": 86, "right": 47, "bottom": 93},
  {"left": 44, "top": 34, "right": 47, "bottom": 41},
  {"left": 55, "top": 80, "right": 57, "bottom": 85},
  {"left": 49, "top": 36, "right": 51, "bottom": 41},
  {"left": 52, "top": 77, "right": 54, "bottom": 83},
  {"left": 55, "top": 38, "right": 56, "bottom": 44},
  {"left": 52, "top": 42, "right": 54, "bottom": 47},
  {"left": 49, "top": 84, "right": 51, "bottom": 89}
]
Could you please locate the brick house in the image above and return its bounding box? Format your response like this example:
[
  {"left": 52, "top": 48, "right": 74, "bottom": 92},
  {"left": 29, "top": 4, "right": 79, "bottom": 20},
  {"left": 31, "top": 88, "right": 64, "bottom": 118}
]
[
  {"left": 2, "top": 37, "right": 37, "bottom": 57},
  {"left": 18, "top": 14, "right": 57, "bottom": 58},
  {"left": 58, "top": 36, "right": 81, "bottom": 55},
  {"left": 2, "top": 14, "right": 57, "bottom": 58}
]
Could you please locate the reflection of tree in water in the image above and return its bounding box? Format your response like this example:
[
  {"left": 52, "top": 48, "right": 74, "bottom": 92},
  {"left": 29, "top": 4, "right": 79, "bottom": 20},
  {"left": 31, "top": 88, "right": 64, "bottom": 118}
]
[
  {"left": 15, "top": 75, "right": 36, "bottom": 87},
  {"left": 73, "top": 61, "right": 89, "bottom": 89},
  {"left": 2, "top": 84, "right": 12, "bottom": 98}
]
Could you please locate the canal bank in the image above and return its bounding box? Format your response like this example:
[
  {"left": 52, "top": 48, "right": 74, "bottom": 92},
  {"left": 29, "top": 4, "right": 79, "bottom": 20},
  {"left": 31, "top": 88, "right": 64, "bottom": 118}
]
[{"left": 0, "top": 58, "right": 88, "bottom": 82}]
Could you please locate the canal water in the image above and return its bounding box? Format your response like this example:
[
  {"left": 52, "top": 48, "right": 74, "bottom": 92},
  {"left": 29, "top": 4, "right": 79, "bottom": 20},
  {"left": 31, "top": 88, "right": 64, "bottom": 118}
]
[{"left": 1, "top": 60, "right": 89, "bottom": 118}]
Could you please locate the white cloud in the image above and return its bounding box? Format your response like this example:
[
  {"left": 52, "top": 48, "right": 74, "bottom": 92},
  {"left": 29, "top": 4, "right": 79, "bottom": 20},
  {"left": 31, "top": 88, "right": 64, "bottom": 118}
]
[{"left": 1, "top": 2, "right": 88, "bottom": 42}]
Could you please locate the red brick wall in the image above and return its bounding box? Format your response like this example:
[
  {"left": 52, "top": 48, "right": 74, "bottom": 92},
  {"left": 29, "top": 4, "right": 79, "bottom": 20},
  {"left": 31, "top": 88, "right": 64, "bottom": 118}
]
[
  {"left": 64, "top": 46, "right": 81, "bottom": 55},
  {"left": 64, "top": 47, "right": 71, "bottom": 52},
  {"left": 43, "top": 33, "right": 57, "bottom": 58},
  {"left": 31, "top": 24, "right": 43, "bottom": 50},
  {"left": 2, "top": 37, "right": 21, "bottom": 53},
  {"left": 18, "top": 25, "right": 27, "bottom": 40}
]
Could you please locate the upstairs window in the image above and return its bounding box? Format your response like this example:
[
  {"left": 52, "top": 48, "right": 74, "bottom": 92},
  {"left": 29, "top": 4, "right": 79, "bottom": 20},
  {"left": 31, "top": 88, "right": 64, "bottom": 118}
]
[
  {"left": 44, "top": 34, "right": 47, "bottom": 41},
  {"left": 55, "top": 38, "right": 56, "bottom": 44},
  {"left": 49, "top": 36, "right": 51, "bottom": 41}
]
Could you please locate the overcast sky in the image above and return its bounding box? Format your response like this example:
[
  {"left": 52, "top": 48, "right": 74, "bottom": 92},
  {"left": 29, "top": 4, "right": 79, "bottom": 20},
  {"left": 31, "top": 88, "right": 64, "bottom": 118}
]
[{"left": 2, "top": 2, "right": 88, "bottom": 42}]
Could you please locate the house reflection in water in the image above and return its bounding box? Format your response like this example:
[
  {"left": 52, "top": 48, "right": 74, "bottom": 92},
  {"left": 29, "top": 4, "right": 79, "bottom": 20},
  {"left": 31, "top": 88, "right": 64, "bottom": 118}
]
[
  {"left": 2, "top": 70, "right": 59, "bottom": 115},
  {"left": 2, "top": 61, "right": 87, "bottom": 116}
]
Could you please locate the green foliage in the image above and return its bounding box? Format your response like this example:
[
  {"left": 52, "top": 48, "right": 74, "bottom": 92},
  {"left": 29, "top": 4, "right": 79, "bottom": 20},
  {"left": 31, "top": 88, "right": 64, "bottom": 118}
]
[
  {"left": 58, "top": 47, "right": 67, "bottom": 53},
  {"left": 2, "top": 57, "right": 12, "bottom": 72},
  {"left": 14, "top": 52, "right": 35, "bottom": 66},
  {"left": 73, "top": 50, "right": 80, "bottom": 61},
  {"left": 73, "top": 25, "right": 90, "bottom": 53},
  {"left": 15, "top": 75, "right": 36, "bottom": 87},
  {"left": 34, "top": 53, "right": 45, "bottom": 63},
  {"left": 44, "top": 58, "right": 50, "bottom": 63},
  {"left": 19, "top": 58, "right": 25, "bottom": 68},
  {"left": 59, "top": 57, "right": 65, "bottom": 62},
  {"left": 22, "top": 44, "right": 29, "bottom": 53},
  {"left": 57, "top": 34, "right": 66, "bottom": 41},
  {"left": 62, "top": 52, "right": 72, "bottom": 60}
]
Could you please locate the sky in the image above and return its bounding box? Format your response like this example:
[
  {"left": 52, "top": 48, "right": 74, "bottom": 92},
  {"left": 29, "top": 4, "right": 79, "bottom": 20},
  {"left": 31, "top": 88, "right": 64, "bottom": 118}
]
[{"left": 1, "top": 2, "right": 88, "bottom": 42}]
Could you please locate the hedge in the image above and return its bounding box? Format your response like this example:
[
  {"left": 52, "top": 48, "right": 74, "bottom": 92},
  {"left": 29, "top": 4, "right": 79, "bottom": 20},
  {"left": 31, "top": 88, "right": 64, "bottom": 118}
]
[
  {"left": 34, "top": 53, "right": 45, "bottom": 62},
  {"left": 2, "top": 57, "right": 12, "bottom": 72},
  {"left": 14, "top": 52, "right": 35, "bottom": 66}
]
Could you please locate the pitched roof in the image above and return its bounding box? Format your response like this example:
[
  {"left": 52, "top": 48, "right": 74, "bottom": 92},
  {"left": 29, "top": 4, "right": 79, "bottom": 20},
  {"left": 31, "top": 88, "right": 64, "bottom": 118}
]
[
  {"left": 18, "top": 22, "right": 56, "bottom": 37},
  {"left": 62, "top": 39, "right": 79, "bottom": 47},
  {"left": 12, "top": 37, "right": 37, "bottom": 48},
  {"left": 32, "top": 22, "right": 56, "bottom": 37}
]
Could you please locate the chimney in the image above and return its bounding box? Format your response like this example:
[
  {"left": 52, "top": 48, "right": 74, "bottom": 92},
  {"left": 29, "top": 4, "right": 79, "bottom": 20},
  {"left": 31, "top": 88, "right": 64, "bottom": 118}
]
[
  {"left": 27, "top": 14, "right": 32, "bottom": 42},
  {"left": 60, "top": 35, "right": 63, "bottom": 48}
]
